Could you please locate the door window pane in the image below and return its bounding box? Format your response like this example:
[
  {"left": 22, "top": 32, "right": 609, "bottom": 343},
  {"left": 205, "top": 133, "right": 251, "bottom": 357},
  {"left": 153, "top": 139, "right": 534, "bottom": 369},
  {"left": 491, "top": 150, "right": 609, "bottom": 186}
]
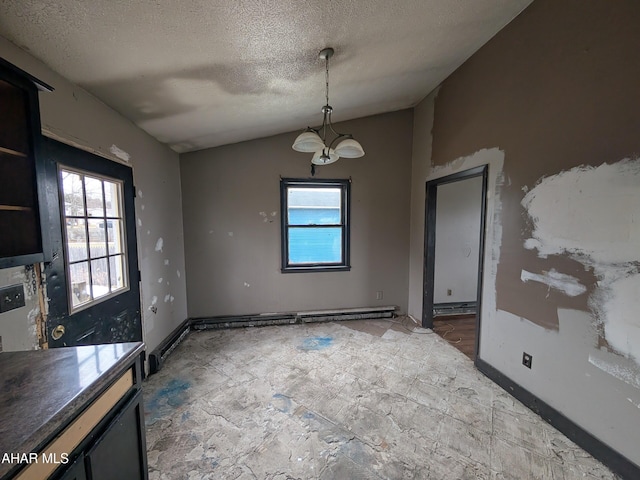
[
  {"left": 91, "top": 258, "right": 109, "bottom": 298},
  {"left": 66, "top": 219, "right": 88, "bottom": 261},
  {"left": 69, "top": 261, "right": 90, "bottom": 308},
  {"left": 107, "top": 220, "right": 123, "bottom": 254},
  {"left": 84, "top": 176, "right": 104, "bottom": 217},
  {"left": 104, "top": 181, "right": 121, "bottom": 217},
  {"left": 109, "top": 255, "right": 126, "bottom": 291},
  {"left": 62, "top": 172, "right": 85, "bottom": 217}
]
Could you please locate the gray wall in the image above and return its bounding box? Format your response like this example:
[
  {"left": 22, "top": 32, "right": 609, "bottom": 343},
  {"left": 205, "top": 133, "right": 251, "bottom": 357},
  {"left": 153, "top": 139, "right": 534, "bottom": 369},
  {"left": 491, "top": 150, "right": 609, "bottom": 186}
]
[
  {"left": 433, "top": 176, "right": 482, "bottom": 304},
  {"left": 180, "top": 110, "right": 413, "bottom": 318},
  {"left": 0, "top": 36, "right": 188, "bottom": 354},
  {"left": 414, "top": 0, "right": 640, "bottom": 465}
]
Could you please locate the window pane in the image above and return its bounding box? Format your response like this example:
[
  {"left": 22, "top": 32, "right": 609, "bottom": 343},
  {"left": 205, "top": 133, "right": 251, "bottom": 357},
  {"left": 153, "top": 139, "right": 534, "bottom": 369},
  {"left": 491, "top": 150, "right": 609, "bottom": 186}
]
[
  {"left": 69, "top": 261, "right": 90, "bottom": 308},
  {"left": 104, "top": 181, "right": 121, "bottom": 217},
  {"left": 288, "top": 227, "right": 342, "bottom": 264},
  {"left": 91, "top": 258, "right": 109, "bottom": 298},
  {"left": 85, "top": 176, "right": 104, "bottom": 217},
  {"left": 62, "top": 171, "right": 85, "bottom": 217},
  {"left": 107, "top": 219, "right": 124, "bottom": 254},
  {"left": 288, "top": 188, "right": 341, "bottom": 225},
  {"left": 66, "top": 219, "right": 88, "bottom": 261},
  {"left": 109, "top": 255, "right": 126, "bottom": 291},
  {"left": 87, "top": 218, "right": 107, "bottom": 258}
]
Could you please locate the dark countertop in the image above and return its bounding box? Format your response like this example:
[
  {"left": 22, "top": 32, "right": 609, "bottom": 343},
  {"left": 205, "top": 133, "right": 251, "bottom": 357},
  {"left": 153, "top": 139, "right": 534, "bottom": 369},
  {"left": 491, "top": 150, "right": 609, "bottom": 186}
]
[{"left": 0, "top": 342, "right": 144, "bottom": 478}]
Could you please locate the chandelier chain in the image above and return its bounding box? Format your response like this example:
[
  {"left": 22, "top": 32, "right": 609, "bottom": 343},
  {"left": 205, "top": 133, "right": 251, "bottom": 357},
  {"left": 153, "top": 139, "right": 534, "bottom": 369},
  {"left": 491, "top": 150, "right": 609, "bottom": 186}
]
[{"left": 325, "top": 54, "right": 330, "bottom": 107}]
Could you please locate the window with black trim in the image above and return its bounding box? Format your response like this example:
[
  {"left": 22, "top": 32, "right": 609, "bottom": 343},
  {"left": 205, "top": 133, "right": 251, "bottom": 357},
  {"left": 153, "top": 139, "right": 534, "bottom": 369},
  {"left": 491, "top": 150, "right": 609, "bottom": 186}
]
[{"left": 280, "top": 178, "right": 350, "bottom": 272}]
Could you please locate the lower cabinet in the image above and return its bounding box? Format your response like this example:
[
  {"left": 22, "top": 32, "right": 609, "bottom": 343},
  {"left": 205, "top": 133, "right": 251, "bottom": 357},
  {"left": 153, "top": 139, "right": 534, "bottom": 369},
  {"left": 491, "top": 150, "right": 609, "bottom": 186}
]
[
  {"left": 55, "top": 457, "right": 86, "bottom": 480},
  {"left": 85, "top": 391, "right": 147, "bottom": 480},
  {"left": 52, "top": 390, "right": 147, "bottom": 480}
]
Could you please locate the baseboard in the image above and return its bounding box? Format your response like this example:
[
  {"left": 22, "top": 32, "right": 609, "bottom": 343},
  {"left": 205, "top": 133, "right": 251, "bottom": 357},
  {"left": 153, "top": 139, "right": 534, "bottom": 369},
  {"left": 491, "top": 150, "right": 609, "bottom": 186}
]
[
  {"left": 148, "top": 318, "right": 190, "bottom": 375},
  {"left": 148, "top": 307, "right": 398, "bottom": 375},
  {"left": 433, "top": 301, "right": 477, "bottom": 316},
  {"left": 475, "top": 357, "right": 640, "bottom": 480},
  {"left": 191, "top": 306, "right": 397, "bottom": 330}
]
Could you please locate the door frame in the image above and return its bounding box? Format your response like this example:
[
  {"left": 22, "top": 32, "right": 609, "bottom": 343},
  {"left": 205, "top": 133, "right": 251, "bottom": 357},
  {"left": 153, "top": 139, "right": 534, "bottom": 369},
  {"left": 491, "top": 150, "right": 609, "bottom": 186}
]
[{"left": 422, "top": 165, "right": 488, "bottom": 361}]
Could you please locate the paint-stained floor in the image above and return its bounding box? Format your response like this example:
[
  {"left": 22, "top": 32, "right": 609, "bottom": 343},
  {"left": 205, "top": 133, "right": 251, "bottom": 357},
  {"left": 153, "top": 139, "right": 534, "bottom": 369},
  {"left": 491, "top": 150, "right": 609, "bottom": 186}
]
[{"left": 143, "top": 318, "right": 618, "bottom": 479}]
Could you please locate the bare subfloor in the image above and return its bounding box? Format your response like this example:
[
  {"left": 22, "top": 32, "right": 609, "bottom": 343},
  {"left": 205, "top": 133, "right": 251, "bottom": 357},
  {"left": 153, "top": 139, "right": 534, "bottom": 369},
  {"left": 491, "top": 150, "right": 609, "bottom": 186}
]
[{"left": 143, "top": 318, "right": 617, "bottom": 479}]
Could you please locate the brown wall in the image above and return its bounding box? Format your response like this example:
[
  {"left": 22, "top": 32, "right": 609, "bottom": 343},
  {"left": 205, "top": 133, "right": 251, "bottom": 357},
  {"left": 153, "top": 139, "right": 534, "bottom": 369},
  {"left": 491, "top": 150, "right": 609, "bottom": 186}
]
[
  {"left": 426, "top": 0, "right": 640, "bottom": 465},
  {"left": 433, "top": 0, "right": 639, "bottom": 329},
  {"left": 181, "top": 110, "right": 413, "bottom": 318}
]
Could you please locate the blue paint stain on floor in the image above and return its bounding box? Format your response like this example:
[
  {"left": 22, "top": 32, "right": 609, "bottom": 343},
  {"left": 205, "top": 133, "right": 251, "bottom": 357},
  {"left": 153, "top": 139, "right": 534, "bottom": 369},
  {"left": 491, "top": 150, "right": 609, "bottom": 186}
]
[
  {"left": 271, "top": 393, "right": 292, "bottom": 413},
  {"left": 299, "top": 336, "right": 333, "bottom": 351},
  {"left": 145, "top": 378, "right": 191, "bottom": 425}
]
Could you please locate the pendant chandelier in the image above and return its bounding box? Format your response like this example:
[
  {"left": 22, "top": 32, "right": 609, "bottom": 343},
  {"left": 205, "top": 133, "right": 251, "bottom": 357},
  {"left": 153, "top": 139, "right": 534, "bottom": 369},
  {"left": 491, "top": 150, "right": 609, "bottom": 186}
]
[{"left": 292, "top": 47, "right": 365, "bottom": 175}]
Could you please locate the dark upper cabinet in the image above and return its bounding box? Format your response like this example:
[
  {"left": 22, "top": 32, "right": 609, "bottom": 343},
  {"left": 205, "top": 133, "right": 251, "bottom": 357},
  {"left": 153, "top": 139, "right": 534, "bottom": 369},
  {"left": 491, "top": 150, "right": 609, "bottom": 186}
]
[{"left": 0, "top": 57, "right": 52, "bottom": 269}]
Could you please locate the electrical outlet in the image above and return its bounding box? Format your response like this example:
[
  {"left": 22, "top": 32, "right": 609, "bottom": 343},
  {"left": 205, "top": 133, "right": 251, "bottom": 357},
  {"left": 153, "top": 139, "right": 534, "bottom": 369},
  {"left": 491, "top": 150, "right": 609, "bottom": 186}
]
[
  {"left": 376, "top": 291, "right": 383, "bottom": 300},
  {"left": 447, "top": 289, "right": 453, "bottom": 296},
  {"left": 0, "top": 284, "right": 26, "bottom": 314},
  {"left": 522, "top": 352, "right": 533, "bottom": 369}
]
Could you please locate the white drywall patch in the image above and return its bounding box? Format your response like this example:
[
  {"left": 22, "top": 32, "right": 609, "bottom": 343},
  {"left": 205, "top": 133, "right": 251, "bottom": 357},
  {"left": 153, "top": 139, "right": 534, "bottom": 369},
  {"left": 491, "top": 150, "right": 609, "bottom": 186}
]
[
  {"left": 523, "top": 158, "right": 640, "bottom": 365},
  {"left": 109, "top": 144, "right": 130, "bottom": 162},
  {"left": 164, "top": 294, "right": 171, "bottom": 303},
  {"left": 158, "top": 278, "right": 163, "bottom": 283},
  {"left": 137, "top": 218, "right": 142, "bottom": 227},
  {"left": 520, "top": 269, "right": 587, "bottom": 297},
  {"left": 589, "top": 354, "right": 640, "bottom": 389},
  {"left": 164, "top": 259, "right": 169, "bottom": 265},
  {"left": 601, "top": 275, "right": 640, "bottom": 364},
  {"left": 137, "top": 189, "right": 143, "bottom": 198},
  {"left": 151, "top": 295, "right": 158, "bottom": 305},
  {"left": 522, "top": 160, "right": 640, "bottom": 264},
  {"left": 155, "top": 237, "right": 164, "bottom": 252}
]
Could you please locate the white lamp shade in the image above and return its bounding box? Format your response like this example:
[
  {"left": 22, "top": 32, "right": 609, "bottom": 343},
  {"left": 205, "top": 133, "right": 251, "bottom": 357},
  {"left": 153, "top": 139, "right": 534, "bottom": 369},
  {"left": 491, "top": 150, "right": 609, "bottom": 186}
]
[
  {"left": 292, "top": 131, "right": 324, "bottom": 152},
  {"left": 334, "top": 138, "right": 365, "bottom": 158},
  {"left": 311, "top": 148, "right": 339, "bottom": 165}
]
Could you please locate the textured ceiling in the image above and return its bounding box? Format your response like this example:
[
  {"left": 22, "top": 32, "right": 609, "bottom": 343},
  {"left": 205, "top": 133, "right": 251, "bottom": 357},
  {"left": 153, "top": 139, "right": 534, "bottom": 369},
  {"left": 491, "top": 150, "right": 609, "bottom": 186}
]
[{"left": 0, "top": 0, "right": 532, "bottom": 153}]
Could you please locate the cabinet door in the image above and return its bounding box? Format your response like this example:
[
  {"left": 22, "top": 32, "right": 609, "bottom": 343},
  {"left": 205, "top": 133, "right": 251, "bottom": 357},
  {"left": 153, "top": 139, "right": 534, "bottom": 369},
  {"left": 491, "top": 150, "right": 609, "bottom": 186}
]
[
  {"left": 85, "top": 391, "right": 148, "bottom": 480},
  {"left": 55, "top": 455, "right": 87, "bottom": 480}
]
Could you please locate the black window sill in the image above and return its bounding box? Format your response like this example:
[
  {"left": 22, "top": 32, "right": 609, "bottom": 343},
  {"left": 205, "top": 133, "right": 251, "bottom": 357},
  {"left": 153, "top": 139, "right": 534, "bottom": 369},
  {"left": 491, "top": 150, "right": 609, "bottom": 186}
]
[{"left": 281, "top": 265, "right": 351, "bottom": 273}]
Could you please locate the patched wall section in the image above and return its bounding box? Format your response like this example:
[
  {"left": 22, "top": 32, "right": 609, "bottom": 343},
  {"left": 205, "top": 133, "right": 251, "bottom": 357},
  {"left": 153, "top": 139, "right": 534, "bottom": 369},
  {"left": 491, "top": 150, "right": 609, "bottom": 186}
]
[{"left": 428, "top": 0, "right": 640, "bottom": 465}]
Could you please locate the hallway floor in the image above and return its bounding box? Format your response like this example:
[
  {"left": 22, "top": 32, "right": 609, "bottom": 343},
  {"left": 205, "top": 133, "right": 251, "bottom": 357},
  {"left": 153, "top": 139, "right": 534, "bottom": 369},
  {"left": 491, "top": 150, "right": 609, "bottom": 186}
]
[{"left": 143, "top": 318, "right": 617, "bottom": 479}]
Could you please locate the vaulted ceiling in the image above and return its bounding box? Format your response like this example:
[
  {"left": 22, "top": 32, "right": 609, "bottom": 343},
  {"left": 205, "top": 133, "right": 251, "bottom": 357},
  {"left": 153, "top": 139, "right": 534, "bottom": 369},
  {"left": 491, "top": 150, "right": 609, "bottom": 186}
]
[{"left": 0, "top": 0, "right": 532, "bottom": 153}]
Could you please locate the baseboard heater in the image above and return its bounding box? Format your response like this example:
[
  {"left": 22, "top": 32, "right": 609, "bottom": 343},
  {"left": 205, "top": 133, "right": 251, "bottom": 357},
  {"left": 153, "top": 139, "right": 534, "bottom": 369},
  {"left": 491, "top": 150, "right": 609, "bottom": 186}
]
[
  {"left": 148, "top": 318, "right": 190, "bottom": 375},
  {"left": 433, "top": 301, "right": 477, "bottom": 316},
  {"left": 149, "top": 306, "right": 397, "bottom": 374},
  {"left": 191, "top": 305, "right": 397, "bottom": 330}
]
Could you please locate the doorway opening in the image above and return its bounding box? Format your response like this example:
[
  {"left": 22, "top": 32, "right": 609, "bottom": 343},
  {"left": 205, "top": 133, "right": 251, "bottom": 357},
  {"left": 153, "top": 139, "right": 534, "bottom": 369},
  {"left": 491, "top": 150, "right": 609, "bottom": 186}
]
[{"left": 422, "top": 165, "right": 488, "bottom": 362}]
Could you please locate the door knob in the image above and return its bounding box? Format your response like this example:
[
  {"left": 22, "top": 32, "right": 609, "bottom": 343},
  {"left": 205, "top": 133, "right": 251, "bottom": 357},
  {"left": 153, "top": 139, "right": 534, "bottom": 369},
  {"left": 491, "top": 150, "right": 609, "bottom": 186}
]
[{"left": 51, "top": 324, "right": 65, "bottom": 340}]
